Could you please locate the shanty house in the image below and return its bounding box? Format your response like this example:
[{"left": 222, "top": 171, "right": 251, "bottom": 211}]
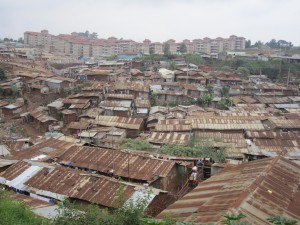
[
  {"left": 0, "top": 160, "right": 171, "bottom": 216},
  {"left": 157, "top": 157, "right": 300, "bottom": 224},
  {"left": 94, "top": 115, "right": 144, "bottom": 138},
  {"left": 28, "top": 110, "right": 57, "bottom": 132},
  {"left": 133, "top": 99, "right": 151, "bottom": 118},
  {"left": 2, "top": 98, "right": 24, "bottom": 119},
  {"left": 57, "top": 146, "right": 187, "bottom": 194},
  {"left": 159, "top": 68, "right": 174, "bottom": 82}
]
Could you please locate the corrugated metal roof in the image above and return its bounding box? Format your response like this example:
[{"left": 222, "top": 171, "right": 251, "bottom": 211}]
[
  {"left": 148, "top": 132, "right": 190, "bottom": 145},
  {"left": 246, "top": 131, "right": 300, "bottom": 139},
  {"left": 191, "top": 118, "right": 265, "bottom": 131},
  {"left": 67, "top": 121, "right": 89, "bottom": 130},
  {"left": 0, "top": 159, "right": 18, "bottom": 168},
  {"left": 134, "top": 99, "right": 151, "bottom": 108},
  {"left": 58, "top": 146, "right": 176, "bottom": 181},
  {"left": 106, "top": 93, "right": 134, "bottom": 100},
  {"left": 274, "top": 103, "right": 300, "bottom": 109},
  {"left": 29, "top": 110, "right": 57, "bottom": 123},
  {"left": 94, "top": 116, "right": 143, "bottom": 130},
  {"left": 2, "top": 161, "right": 147, "bottom": 208},
  {"left": 196, "top": 131, "right": 247, "bottom": 148},
  {"left": 2, "top": 140, "right": 30, "bottom": 153},
  {"left": 157, "top": 157, "right": 300, "bottom": 224},
  {"left": 25, "top": 166, "right": 136, "bottom": 207},
  {"left": 268, "top": 118, "right": 300, "bottom": 129},
  {"left": 155, "top": 119, "right": 192, "bottom": 132},
  {"left": 257, "top": 96, "right": 291, "bottom": 104},
  {"left": 100, "top": 100, "right": 132, "bottom": 108},
  {"left": 62, "top": 99, "right": 90, "bottom": 105},
  {"left": 7, "top": 139, "right": 75, "bottom": 161},
  {"left": 149, "top": 106, "right": 168, "bottom": 115},
  {"left": 0, "top": 160, "right": 31, "bottom": 180}
]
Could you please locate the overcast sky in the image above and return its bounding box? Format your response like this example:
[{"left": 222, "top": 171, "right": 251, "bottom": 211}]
[{"left": 1, "top": 0, "right": 299, "bottom": 45}]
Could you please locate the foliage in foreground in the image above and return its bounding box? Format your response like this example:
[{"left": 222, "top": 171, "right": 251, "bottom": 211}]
[
  {"left": 0, "top": 190, "right": 50, "bottom": 225},
  {"left": 266, "top": 215, "right": 298, "bottom": 225}
]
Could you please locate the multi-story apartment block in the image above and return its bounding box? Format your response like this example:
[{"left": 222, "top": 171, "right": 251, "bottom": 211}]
[
  {"left": 24, "top": 30, "right": 245, "bottom": 57},
  {"left": 142, "top": 39, "right": 151, "bottom": 55},
  {"left": 150, "top": 42, "right": 163, "bottom": 54},
  {"left": 165, "top": 39, "right": 177, "bottom": 54}
]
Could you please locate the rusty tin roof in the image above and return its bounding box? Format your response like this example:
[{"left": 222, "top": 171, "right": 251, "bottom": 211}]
[
  {"left": 57, "top": 146, "right": 176, "bottom": 182},
  {"left": 157, "top": 157, "right": 300, "bottom": 224}
]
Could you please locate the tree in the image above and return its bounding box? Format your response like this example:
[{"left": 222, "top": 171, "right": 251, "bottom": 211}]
[
  {"left": 17, "top": 37, "right": 24, "bottom": 43},
  {"left": 169, "top": 61, "right": 177, "bottom": 70},
  {"left": 266, "top": 39, "right": 293, "bottom": 49},
  {"left": 245, "top": 39, "right": 251, "bottom": 48},
  {"left": 217, "top": 97, "right": 232, "bottom": 109},
  {"left": 236, "top": 67, "right": 250, "bottom": 79},
  {"left": 3, "top": 37, "right": 13, "bottom": 42},
  {"left": 90, "top": 32, "right": 98, "bottom": 39},
  {"left": 206, "top": 84, "right": 214, "bottom": 94},
  {"left": 163, "top": 43, "right": 171, "bottom": 56},
  {"left": 252, "top": 40, "right": 264, "bottom": 49},
  {"left": 199, "top": 93, "right": 214, "bottom": 106},
  {"left": 150, "top": 92, "right": 157, "bottom": 106},
  {"left": 184, "top": 54, "right": 203, "bottom": 66},
  {"left": 179, "top": 43, "right": 187, "bottom": 53},
  {"left": 0, "top": 67, "right": 7, "bottom": 80},
  {"left": 266, "top": 39, "right": 277, "bottom": 49},
  {"left": 220, "top": 86, "right": 229, "bottom": 97},
  {"left": 221, "top": 65, "right": 234, "bottom": 72}
]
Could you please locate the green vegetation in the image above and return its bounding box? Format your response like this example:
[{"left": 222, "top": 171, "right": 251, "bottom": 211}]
[
  {"left": 161, "top": 135, "right": 226, "bottom": 162},
  {"left": 217, "top": 97, "right": 233, "bottom": 109},
  {"left": 107, "top": 54, "right": 117, "bottom": 60},
  {"left": 76, "top": 30, "right": 98, "bottom": 39},
  {"left": 179, "top": 43, "right": 187, "bottom": 54},
  {"left": 220, "top": 86, "right": 229, "bottom": 97},
  {"left": 267, "top": 215, "right": 298, "bottom": 225},
  {"left": 136, "top": 53, "right": 204, "bottom": 66},
  {"left": 120, "top": 138, "right": 153, "bottom": 151},
  {"left": 236, "top": 67, "right": 250, "bottom": 79},
  {"left": 0, "top": 67, "right": 7, "bottom": 80},
  {"left": 221, "top": 213, "right": 250, "bottom": 225},
  {"left": 120, "top": 135, "right": 226, "bottom": 162},
  {"left": 0, "top": 189, "right": 50, "bottom": 225},
  {"left": 265, "top": 39, "right": 293, "bottom": 49},
  {"left": 169, "top": 61, "right": 177, "bottom": 70},
  {"left": 63, "top": 81, "right": 91, "bottom": 94},
  {"left": 197, "top": 93, "right": 214, "bottom": 107},
  {"left": 210, "top": 58, "right": 300, "bottom": 81},
  {"left": 150, "top": 92, "right": 157, "bottom": 106},
  {"left": 184, "top": 53, "right": 204, "bottom": 65},
  {"left": 160, "top": 100, "right": 196, "bottom": 107}
]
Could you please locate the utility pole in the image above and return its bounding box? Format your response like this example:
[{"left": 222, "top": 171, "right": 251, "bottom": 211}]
[
  {"left": 186, "top": 60, "right": 189, "bottom": 84},
  {"left": 286, "top": 67, "right": 290, "bottom": 88}
]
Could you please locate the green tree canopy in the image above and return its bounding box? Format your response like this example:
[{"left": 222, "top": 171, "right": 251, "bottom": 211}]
[
  {"left": 163, "top": 43, "right": 171, "bottom": 56},
  {"left": 220, "top": 86, "right": 230, "bottom": 97},
  {"left": 236, "top": 66, "right": 250, "bottom": 79},
  {"left": 179, "top": 43, "right": 187, "bottom": 53},
  {"left": 184, "top": 54, "right": 203, "bottom": 65},
  {"left": 0, "top": 67, "right": 7, "bottom": 80},
  {"left": 245, "top": 39, "right": 251, "bottom": 48}
]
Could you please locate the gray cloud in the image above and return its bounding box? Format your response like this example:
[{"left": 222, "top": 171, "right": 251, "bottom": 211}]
[{"left": 0, "top": 0, "right": 299, "bottom": 45}]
